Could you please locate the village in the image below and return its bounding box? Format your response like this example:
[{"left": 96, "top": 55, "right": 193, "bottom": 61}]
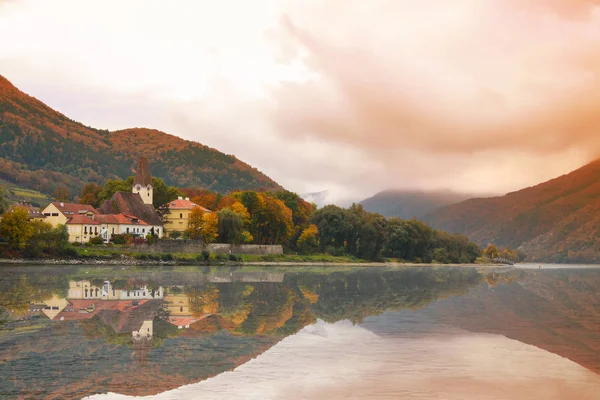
[{"left": 22, "top": 158, "right": 206, "bottom": 244}]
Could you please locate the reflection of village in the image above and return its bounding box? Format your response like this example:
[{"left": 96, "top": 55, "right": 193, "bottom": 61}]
[{"left": 29, "top": 271, "right": 285, "bottom": 347}]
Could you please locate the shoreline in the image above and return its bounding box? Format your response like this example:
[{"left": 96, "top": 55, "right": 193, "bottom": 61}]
[{"left": 0, "top": 257, "right": 509, "bottom": 268}]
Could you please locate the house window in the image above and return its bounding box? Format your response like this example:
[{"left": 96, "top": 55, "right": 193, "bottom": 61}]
[
  {"left": 112, "top": 227, "right": 114, "bottom": 234},
  {"left": 180, "top": 213, "right": 183, "bottom": 219},
  {"left": 142, "top": 229, "right": 145, "bottom": 233},
  {"left": 51, "top": 213, "right": 59, "bottom": 217},
  {"left": 126, "top": 227, "right": 129, "bottom": 233},
  {"left": 84, "top": 226, "right": 88, "bottom": 234},
  {"left": 180, "top": 307, "right": 183, "bottom": 312},
  {"left": 44, "top": 213, "right": 51, "bottom": 216},
  {"left": 95, "top": 227, "right": 98, "bottom": 234}
]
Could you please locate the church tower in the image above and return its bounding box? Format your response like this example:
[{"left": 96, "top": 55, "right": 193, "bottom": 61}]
[{"left": 132, "top": 157, "right": 153, "bottom": 205}]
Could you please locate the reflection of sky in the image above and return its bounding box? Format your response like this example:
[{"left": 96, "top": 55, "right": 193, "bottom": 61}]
[{"left": 87, "top": 314, "right": 600, "bottom": 400}]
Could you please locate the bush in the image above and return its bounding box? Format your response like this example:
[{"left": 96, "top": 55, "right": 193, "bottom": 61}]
[
  {"left": 228, "top": 253, "right": 240, "bottom": 261},
  {"left": 89, "top": 236, "right": 104, "bottom": 246},
  {"left": 161, "top": 253, "right": 173, "bottom": 261},
  {"left": 215, "top": 253, "right": 227, "bottom": 261},
  {"left": 201, "top": 250, "right": 210, "bottom": 261},
  {"left": 169, "top": 231, "right": 182, "bottom": 239}
]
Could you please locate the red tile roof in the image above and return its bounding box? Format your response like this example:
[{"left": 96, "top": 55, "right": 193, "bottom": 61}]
[
  {"left": 114, "top": 213, "right": 149, "bottom": 225},
  {"left": 50, "top": 202, "right": 97, "bottom": 216},
  {"left": 66, "top": 214, "right": 100, "bottom": 225},
  {"left": 166, "top": 198, "right": 210, "bottom": 212},
  {"left": 94, "top": 214, "right": 119, "bottom": 224},
  {"left": 55, "top": 300, "right": 148, "bottom": 321}
]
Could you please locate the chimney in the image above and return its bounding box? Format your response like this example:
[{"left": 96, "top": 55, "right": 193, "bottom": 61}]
[
  {"left": 185, "top": 197, "right": 189, "bottom": 201},
  {"left": 60, "top": 202, "right": 65, "bottom": 207},
  {"left": 178, "top": 196, "right": 183, "bottom": 200}
]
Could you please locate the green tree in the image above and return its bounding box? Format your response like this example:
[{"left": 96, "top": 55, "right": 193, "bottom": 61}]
[
  {"left": 0, "top": 207, "right": 34, "bottom": 249},
  {"left": 217, "top": 208, "right": 244, "bottom": 244},
  {"left": 79, "top": 183, "right": 102, "bottom": 207}
]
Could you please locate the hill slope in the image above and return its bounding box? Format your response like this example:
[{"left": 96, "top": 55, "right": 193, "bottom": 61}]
[
  {"left": 360, "top": 190, "right": 476, "bottom": 219},
  {"left": 425, "top": 159, "right": 600, "bottom": 262},
  {"left": 0, "top": 75, "right": 281, "bottom": 196}
]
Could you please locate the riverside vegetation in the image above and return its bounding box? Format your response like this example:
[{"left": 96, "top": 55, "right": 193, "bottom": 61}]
[{"left": 0, "top": 178, "right": 520, "bottom": 265}]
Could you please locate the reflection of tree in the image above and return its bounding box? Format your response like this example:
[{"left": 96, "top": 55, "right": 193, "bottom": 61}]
[
  {"left": 0, "top": 274, "right": 69, "bottom": 317},
  {"left": 187, "top": 284, "right": 220, "bottom": 316}
]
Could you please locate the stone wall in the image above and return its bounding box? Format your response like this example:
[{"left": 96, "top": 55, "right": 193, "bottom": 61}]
[{"left": 133, "top": 240, "right": 283, "bottom": 255}]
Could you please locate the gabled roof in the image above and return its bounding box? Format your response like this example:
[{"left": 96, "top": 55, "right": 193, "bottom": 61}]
[
  {"left": 66, "top": 214, "right": 100, "bottom": 225},
  {"left": 115, "top": 213, "right": 149, "bottom": 225},
  {"left": 9, "top": 202, "right": 45, "bottom": 219},
  {"left": 98, "top": 192, "right": 163, "bottom": 226},
  {"left": 48, "top": 202, "right": 97, "bottom": 216},
  {"left": 166, "top": 197, "right": 211, "bottom": 212},
  {"left": 94, "top": 214, "right": 119, "bottom": 224},
  {"left": 133, "top": 157, "right": 153, "bottom": 187}
]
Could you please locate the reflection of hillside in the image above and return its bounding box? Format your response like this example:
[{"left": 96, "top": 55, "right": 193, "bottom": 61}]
[{"left": 424, "top": 270, "right": 600, "bottom": 374}]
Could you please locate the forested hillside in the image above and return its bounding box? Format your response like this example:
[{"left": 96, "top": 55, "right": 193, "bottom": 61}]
[
  {"left": 0, "top": 75, "right": 280, "bottom": 196},
  {"left": 425, "top": 159, "right": 600, "bottom": 262}
]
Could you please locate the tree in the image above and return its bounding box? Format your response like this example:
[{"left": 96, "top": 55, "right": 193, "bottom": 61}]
[
  {"left": 217, "top": 208, "right": 244, "bottom": 244},
  {"left": 186, "top": 207, "right": 219, "bottom": 243},
  {"left": 201, "top": 212, "right": 219, "bottom": 243},
  {"left": 297, "top": 224, "right": 319, "bottom": 253},
  {"left": 0, "top": 207, "right": 34, "bottom": 249},
  {"left": 79, "top": 183, "right": 102, "bottom": 207},
  {"left": 98, "top": 178, "right": 131, "bottom": 203},
  {"left": 98, "top": 176, "right": 182, "bottom": 209},
  {"left": 53, "top": 185, "right": 70, "bottom": 202},
  {"left": 0, "top": 185, "right": 8, "bottom": 215},
  {"left": 484, "top": 244, "right": 499, "bottom": 259}
]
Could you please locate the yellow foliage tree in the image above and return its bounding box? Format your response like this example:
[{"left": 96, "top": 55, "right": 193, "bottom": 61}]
[
  {"left": 0, "top": 207, "right": 34, "bottom": 249},
  {"left": 201, "top": 212, "right": 219, "bottom": 243},
  {"left": 185, "top": 206, "right": 205, "bottom": 240},
  {"left": 297, "top": 224, "right": 319, "bottom": 253},
  {"left": 484, "top": 244, "right": 499, "bottom": 259}
]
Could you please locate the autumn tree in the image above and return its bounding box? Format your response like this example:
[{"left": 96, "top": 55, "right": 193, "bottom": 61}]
[
  {"left": 53, "top": 185, "right": 70, "bottom": 202},
  {"left": 484, "top": 244, "right": 499, "bottom": 259},
  {"left": 0, "top": 185, "right": 8, "bottom": 214},
  {"left": 297, "top": 224, "right": 319, "bottom": 253},
  {"left": 0, "top": 207, "right": 34, "bottom": 249},
  {"left": 186, "top": 207, "right": 219, "bottom": 243},
  {"left": 79, "top": 183, "right": 102, "bottom": 207}
]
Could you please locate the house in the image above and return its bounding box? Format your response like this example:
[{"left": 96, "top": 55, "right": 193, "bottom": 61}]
[
  {"left": 7, "top": 201, "right": 46, "bottom": 221},
  {"left": 68, "top": 280, "right": 164, "bottom": 300},
  {"left": 162, "top": 196, "right": 210, "bottom": 237},
  {"left": 97, "top": 157, "right": 163, "bottom": 238},
  {"left": 65, "top": 214, "right": 101, "bottom": 243},
  {"left": 41, "top": 202, "right": 97, "bottom": 227}
]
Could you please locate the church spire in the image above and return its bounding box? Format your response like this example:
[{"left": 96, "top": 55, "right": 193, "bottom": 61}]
[
  {"left": 134, "top": 157, "right": 152, "bottom": 187},
  {"left": 132, "top": 157, "right": 154, "bottom": 205}
]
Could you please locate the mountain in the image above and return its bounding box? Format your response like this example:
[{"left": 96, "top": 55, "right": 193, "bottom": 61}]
[
  {"left": 425, "top": 159, "right": 600, "bottom": 262},
  {"left": 360, "top": 189, "right": 477, "bottom": 219},
  {"left": 0, "top": 75, "right": 281, "bottom": 197}
]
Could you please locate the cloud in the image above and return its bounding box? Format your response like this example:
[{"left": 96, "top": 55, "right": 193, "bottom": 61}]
[{"left": 270, "top": 1, "right": 600, "bottom": 159}]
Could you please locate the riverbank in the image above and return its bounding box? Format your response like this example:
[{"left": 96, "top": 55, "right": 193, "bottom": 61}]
[{"left": 0, "top": 257, "right": 507, "bottom": 268}]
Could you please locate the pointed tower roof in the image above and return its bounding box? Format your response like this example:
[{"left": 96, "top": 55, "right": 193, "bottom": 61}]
[{"left": 133, "top": 157, "right": 152, "bottom": 186}]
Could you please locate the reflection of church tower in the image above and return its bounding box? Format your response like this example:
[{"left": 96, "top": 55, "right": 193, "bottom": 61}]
[
  {"left": 132, "top": 157, "right": 153, "bottom": 205},
  {"left": 132, "top": 320, "right": 153, "bottom": 364}
]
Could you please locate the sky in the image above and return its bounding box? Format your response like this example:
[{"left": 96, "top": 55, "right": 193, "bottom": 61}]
[{"left": 2, "top": 0, "right": 600, "bottom": 205}]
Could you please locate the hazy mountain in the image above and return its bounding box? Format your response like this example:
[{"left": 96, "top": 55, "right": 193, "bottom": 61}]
[
  {"left": 425, "top": 159, "right": 600, "bottom": 262},
  {"left": 0, "top": 74, "right": 281, "bottom": 197},
  {"left": 360, "top": 189, "right": 478, "bottom": 219}
]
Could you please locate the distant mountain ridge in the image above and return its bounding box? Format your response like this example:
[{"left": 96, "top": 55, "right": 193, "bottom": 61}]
[
  {"left": 360, "top": 189, "right": 478, "bottom": 219},
  {"left": 0, "top": 74, "right": 281, "bottom": 196},
  {"left": 425, "top": 159, "right": 600, "bottom": 263}
]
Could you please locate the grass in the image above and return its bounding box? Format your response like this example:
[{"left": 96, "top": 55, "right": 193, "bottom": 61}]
[{"left": 0, "top": 178, "right": 51, "bottom": 206}]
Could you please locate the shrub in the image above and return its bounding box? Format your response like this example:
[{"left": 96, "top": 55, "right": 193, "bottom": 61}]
[
  {"left": 228, "top": 253, "right": 240, "bottom": 261},
  {"left": 201, "top": 250, "right": 210, "bottom": 261},
  {"left": 169, "top": 231, "right": 182, "bottom": 239},
  {"left": 89, "top": 236, "right": 104, "bottom": 246},
  {"left": 161, "top": 253, "right": 173, "bottom": 261}
]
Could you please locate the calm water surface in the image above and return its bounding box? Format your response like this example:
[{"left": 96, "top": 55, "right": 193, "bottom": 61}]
[{"left": 1, "top": 265, "right": 599, "bottom": 399}]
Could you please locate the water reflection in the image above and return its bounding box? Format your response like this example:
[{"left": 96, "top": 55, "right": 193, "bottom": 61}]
[{"left": 0, "top": 266, "right": 599, "bottom": 399}]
